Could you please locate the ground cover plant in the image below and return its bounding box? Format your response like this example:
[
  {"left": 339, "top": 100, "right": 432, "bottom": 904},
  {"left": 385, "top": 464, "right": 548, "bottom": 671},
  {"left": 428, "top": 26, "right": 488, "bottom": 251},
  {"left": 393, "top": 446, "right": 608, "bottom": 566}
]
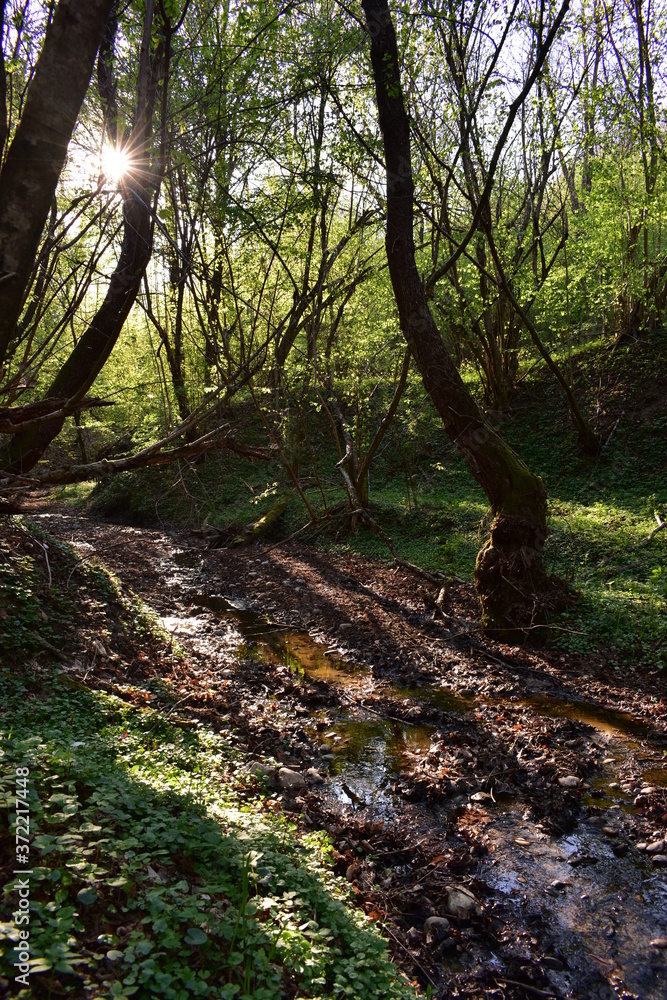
[{"left": 0, "top": 522, "right": 415, "bottom": 1000}]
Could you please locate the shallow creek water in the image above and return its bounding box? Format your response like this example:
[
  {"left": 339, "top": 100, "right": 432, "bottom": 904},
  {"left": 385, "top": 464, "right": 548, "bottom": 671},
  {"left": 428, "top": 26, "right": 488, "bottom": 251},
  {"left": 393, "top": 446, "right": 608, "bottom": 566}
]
[{"left": 193, "top": 589, "right": 667, "bottom": 1000}]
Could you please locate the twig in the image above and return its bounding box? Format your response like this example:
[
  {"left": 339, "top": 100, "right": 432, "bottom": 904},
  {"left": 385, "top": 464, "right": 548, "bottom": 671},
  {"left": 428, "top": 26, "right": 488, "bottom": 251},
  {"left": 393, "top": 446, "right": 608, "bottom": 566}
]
[
  {"left": 379, "top": 920, "right": 439, "bottom": 989},
  {"left": 32, "top": 536, "right": 52, "bottom": 587},
  {"left": 602, "top": 415, "right": 622, "bottom": 451},
  {"left": 495, "top": 980, "right": 556, "bottom": 999}
]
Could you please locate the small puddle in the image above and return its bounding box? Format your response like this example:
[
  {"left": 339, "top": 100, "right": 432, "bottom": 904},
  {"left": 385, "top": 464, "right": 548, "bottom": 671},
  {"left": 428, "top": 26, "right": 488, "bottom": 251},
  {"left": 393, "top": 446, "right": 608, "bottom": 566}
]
[
  {"left": 522, "top": 695, "right": 658, "bottom": 740},
  {"left": 321, "top": 718, "right": 435, "bottom": 810},
  {"left": 198, "top": 594, "right": 366, "bottom": 688}
]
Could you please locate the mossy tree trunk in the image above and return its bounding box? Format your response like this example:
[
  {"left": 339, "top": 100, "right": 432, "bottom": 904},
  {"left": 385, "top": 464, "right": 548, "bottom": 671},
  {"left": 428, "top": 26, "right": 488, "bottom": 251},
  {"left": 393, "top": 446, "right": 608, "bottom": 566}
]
[{"left": 361, "top": 0, "right": 560, "bottom": 633}]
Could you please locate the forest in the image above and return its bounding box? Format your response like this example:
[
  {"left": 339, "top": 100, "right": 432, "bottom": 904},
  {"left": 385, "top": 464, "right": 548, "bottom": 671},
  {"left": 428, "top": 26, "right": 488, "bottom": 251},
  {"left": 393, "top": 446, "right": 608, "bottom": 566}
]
[{"left": 0, "top": 0, "right": 666, "bottom": 998}]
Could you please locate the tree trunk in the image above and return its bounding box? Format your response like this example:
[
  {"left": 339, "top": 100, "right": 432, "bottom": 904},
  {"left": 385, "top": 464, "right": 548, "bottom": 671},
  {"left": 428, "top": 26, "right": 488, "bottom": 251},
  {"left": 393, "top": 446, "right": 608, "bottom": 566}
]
[
  {"left": 0, "top": 0, "right": 115, "bottom": 368},
  {"left": 0, "top": 3, "right": 169, "bottom": 475},
  {"left": 361, "top": 0, "right": 559, "bottom": 634}
]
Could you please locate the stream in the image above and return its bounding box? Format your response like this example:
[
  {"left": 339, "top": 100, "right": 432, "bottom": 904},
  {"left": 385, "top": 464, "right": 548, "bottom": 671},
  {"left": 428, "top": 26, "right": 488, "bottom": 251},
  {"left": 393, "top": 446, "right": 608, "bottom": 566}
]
[{"left": 187, "top": 587, "right": 667, "bottom": 1000}]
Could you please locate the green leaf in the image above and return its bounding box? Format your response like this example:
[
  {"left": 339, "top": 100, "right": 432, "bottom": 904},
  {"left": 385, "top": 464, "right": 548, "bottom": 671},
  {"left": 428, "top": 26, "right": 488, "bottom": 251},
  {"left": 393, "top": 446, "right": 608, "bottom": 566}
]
[
  {"left": 76, "top": 886, "right": 98, "bottom": 905},
  {"left": 184, "top": 927, "right": 208, "bottom": 946}
]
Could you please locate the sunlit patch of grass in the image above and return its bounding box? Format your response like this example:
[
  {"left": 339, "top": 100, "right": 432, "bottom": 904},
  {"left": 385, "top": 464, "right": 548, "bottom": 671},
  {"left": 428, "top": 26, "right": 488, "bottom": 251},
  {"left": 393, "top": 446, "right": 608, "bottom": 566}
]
[
  {"left": 0, "top": 616, "right": 414, "bottom": 1000},
  {"left": 51, "top": 480, "right": 97, "bottom": 506}
]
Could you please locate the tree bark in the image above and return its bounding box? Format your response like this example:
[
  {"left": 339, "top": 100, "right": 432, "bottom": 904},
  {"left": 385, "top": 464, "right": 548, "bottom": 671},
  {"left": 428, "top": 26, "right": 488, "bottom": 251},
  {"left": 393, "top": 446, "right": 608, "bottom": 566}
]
[
  {"left": 0, "top": 0, "right": 115, "bottom": 368},
  {"left": 361, "top": 0, "right": 559, "bottom": 634}
]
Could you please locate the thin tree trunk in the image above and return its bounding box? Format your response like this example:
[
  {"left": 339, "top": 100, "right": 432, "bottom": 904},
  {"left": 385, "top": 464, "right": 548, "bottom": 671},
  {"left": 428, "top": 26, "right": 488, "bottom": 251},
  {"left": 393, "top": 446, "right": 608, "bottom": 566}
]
[
  {"left": 0, "top": 0, "right": 115, "bottom": 367},
  {"left": 362, "top": 0, "right": 561, "bottom": 634}
]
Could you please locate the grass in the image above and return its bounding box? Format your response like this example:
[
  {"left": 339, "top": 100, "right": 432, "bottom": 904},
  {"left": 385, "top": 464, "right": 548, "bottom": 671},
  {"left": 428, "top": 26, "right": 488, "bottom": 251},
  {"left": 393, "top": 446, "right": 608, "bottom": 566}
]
[{"left": 0, "top": 522, "right": 415, "bottom": 1000}]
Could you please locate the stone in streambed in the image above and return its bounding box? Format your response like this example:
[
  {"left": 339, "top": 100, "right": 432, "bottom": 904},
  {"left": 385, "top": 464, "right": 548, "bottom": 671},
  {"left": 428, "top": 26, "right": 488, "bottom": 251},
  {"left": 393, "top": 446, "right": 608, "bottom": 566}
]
[
  {"left": 305, "top": 767, "right": 324, "bottom": 784},
  {"left": 558, "top": 775, "right": 581, "bottom": 788},
  {"left": 646, "top": 839, "right": 666, "bottom": 854},
  {"left": 651, "top": 854, "right": 667, "bottom": 866},
  {"left": 278, "top": 767, "right": 306, "bottom": 792},
  {"left": 423, "top": 916, "right": 450, "bottom": 943}
]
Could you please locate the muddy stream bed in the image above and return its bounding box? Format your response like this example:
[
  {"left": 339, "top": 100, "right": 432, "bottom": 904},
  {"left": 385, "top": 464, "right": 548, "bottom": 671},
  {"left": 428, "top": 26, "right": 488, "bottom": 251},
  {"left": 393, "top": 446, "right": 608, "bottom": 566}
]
[
  {"left": 190, "top": 589, "right": 667, "bottom": 1000},
  {"left": 27, "top": 513, "right": 667, "bottom": 999}
]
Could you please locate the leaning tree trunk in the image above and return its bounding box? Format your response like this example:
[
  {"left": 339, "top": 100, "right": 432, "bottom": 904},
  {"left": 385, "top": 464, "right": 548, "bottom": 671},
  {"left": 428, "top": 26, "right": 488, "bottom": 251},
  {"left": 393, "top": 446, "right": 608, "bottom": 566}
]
[
  {"left": 361, "top": 0, "right": 561, "bottom": 634},
  {"left": 0, "top": 0, "right": 115, "bottom": 368},
  {"left": 0, "top": 2, "right": 168, "bottom": 476}
]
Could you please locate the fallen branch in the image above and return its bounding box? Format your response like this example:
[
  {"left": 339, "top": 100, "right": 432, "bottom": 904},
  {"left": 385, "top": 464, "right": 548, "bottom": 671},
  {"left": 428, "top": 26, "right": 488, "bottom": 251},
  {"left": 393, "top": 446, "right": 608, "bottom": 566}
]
[
  {"left": 638, "top": 511, "right": 667, "bottom": 546},
  {"left": 0, "top": 395, "right": 114, "bottom": 434},
  {"left": 0, "top": 427, "right": 270, "bottom": 488}
]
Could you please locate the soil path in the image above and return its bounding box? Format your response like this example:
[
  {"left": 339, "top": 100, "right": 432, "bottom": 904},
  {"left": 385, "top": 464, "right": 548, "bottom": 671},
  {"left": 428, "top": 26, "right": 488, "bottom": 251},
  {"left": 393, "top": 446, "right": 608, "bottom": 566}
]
[{"left": 25, "top": 506, "right": 667, "bottom": 1000}]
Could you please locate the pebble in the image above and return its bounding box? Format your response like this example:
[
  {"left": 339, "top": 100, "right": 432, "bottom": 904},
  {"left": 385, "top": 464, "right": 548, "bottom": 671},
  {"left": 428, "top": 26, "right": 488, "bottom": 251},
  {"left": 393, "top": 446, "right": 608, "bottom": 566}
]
[
  {"left": 423, "top": 916, "right": 451, "bottom": 943},
  {"left": 651, "top": 854, "right": 667, "bottom": 866},
  {"left": 278, "top": 767, "right": 306, "bottom": 792},
  {"left": 558, "top": 775, "right": 581, "bottom": 788},
  {"left": 602, "top": 826, "right": 619, "bottom": 837},
  {"left": 636, "top": 842, "right": 648, "bottom": 851},
  {"left": 646, "top": 839, "right": 666, "bottom": 854},
  {"left": 650, "top": 938, "right": 667, "bottom": 949},
  {"left": 305, "top": 767, "right": 324, "bottom": 784},
  {"left": 640, "top": 786, "right": 657, "bottom": 795},
  {"left": 319, "top": 743, "right": 332, "bottom": 753},
  {"left": 612, "top": 843, "right": 629, "bottom": 858},
  {"left": 549, "top": 879, "right": 571, "bottom": 891}
]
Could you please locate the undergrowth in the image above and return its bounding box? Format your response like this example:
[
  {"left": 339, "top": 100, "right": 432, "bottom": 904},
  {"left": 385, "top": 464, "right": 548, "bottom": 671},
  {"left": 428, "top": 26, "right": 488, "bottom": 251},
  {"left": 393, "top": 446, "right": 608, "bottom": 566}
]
[{"left": 0, "top": 522, "right": 415, "bottom": 1000}]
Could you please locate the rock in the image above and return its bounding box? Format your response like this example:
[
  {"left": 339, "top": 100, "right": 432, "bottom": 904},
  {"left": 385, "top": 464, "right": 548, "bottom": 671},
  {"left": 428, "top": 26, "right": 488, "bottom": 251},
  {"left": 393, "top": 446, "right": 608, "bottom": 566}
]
[
  {"left": 424, "top": 916, "right": 451, "bottom": 943},
  {"left": 636, "top": 842, "right": 648, "bottom": 851},
  {"left": 558, "top": 775, "right": 581, "bottom": 788},
  {"left": 549, "top": 879, "right": 570, "bottom": 891},
  {"left": 278, "top": 768, "right": 306, "bottom": 792},
  {"left": 646, "top": 839, "right": 666, "bottom": 854},
  {"left": 602, "top": 826, "right": 619, "bottom": 836},
  {"left": 319, "top": 743, "right": 332, "bottom": 753},
  {"left": 650, "top": 938, "right": 667, "bottom": 949},
  {"left": 443, "top": 886, "right": 480, "bottom": 919},
  {"left": 640, "top": 786, "right": 657, "bottom": 795},
  {"left": 406, "top": 926, "right": 421, "bottom": 945},
  {"left": 651, "top": 854, "right": 667, "bottom": 866},
  {"left": 568, "top": 854, "right": 598, "bottom": 867},
  {"left": 541, "top": 956, "right": 565, "bottom": 971},
  {"left": 612, "top": 842, "right": 629, "bottom": 858},
  {"left": 305, "top": 768, "right": 324, "bottom": 784},
  {"left": 250, "top": 762, "right": 276, "bottom": 781}
]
